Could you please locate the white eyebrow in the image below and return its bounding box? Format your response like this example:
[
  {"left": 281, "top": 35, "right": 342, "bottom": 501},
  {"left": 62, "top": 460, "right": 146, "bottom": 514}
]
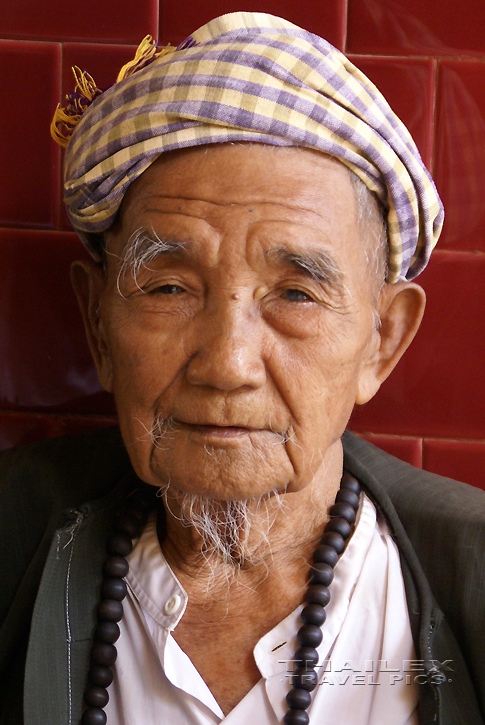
[
  {"left": 266, "top": 246, "right": 344, "bottom": 289},
  {"left": 119, "top": 227, "right": 187, "bottom": 280}
]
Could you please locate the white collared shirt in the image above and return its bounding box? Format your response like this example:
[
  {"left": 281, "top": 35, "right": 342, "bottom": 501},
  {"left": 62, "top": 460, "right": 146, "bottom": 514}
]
[{"left": 106, "top": 494, "right": 419, "bottom": 724}]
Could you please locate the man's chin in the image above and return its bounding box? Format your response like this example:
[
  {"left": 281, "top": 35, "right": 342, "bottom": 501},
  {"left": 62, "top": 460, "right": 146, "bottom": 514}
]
[
  {"left": 127, "top": 429, "right": 291, "bottom": 499},
  {"left": 152, "top": 464, "right": 292, "bottom": 503}
]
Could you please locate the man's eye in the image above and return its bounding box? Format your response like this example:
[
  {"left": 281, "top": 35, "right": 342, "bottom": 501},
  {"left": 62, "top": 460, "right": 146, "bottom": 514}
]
[
  {"left": 283, "top": 289, "right": 312, "bottom": 302},
  {"left": 150, "top": 284, "right": 184, "bottom": 295}
]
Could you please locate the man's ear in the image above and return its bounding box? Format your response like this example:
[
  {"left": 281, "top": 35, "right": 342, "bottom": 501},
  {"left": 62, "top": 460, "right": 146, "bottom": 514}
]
[
  {"left": 70, "top": 259, "right": 114, "bottom": 392},
  {"left": 356, "top": 282, "right": 426, "bottom": 405}
]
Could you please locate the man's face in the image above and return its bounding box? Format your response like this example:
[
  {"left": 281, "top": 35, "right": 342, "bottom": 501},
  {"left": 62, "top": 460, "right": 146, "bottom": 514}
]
[{"left": 89, "top": 145, "right": 382, "bottom": 500}]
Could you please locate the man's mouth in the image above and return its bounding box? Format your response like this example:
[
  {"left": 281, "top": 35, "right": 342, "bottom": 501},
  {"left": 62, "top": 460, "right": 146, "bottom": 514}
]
[
  {"left": 159, "top": 417, "right": 287, "bottom": 442},
  {"left": 152, "top": 416, "right": 288, "bottom": 444},
  {"left": 172, "top": 419, "right": 258, "bottom": 438},
  {"left": 190, "top": 423, "right": 254, "bottom": 437}
]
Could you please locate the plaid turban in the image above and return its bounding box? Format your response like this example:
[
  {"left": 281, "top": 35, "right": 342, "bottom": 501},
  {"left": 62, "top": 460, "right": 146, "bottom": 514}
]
[{"left": 61, "top": 12, "right": 444, "bottom": 282}]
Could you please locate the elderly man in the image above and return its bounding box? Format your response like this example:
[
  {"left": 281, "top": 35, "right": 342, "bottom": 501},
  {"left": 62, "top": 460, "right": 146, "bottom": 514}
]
[{"left": 1, "top": 11, "right": 484, "bottom": 725}]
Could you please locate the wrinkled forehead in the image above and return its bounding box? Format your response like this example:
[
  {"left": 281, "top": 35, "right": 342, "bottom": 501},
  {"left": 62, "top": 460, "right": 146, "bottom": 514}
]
[
  {"left": 107, "top": 144, "right": 359, "bottom": 248},
  {"left": 118, "top": 145, "right": 355, "bottom": 224}
]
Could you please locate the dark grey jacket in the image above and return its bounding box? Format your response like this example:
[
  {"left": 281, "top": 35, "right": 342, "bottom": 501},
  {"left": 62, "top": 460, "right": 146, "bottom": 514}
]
[{"left": 1, "top": 427, "right": 484, "bottom": 724}]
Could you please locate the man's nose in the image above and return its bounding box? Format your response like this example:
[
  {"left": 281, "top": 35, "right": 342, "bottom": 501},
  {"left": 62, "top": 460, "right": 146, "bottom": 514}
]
[{"left": 185, "top": 296, "right": 267, "bottom": 391}]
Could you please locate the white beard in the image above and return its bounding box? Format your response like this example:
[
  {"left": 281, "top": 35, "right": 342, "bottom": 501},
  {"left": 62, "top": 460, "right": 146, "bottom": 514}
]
[{"left": 162, "top": 486, "right": 287, "bottom": 574}]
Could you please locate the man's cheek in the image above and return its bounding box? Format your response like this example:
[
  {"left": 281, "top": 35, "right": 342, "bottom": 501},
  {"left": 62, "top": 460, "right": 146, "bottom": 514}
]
[{"left": 110, "top": 331, "right": 155, "bottom": 388}]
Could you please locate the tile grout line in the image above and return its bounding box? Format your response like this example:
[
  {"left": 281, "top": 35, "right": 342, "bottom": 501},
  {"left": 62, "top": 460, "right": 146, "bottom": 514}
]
[
  {"left": 430, "top": 58, "right": 439, "bottom": 177},
  {"left": 342, "top": 0, "right": 349, "bottom": 53}
]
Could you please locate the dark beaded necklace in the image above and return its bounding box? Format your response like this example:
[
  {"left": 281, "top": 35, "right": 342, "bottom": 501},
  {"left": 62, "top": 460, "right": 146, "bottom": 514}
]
[
  {"left": 283, "top": 472, "right": 361, "bottom": 725},
  {"left": 81, "top": 490, "right": 156, "bottom": 725},
  {"left": 81, "top": 473, "right": 361, "bottom": 725}
]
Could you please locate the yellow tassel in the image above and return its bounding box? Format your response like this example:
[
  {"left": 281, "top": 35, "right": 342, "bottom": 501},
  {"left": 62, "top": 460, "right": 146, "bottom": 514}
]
[
  {"left": 50, "top": 38, "right": 176, "bottom": 148},
  {"left": 117, "top": 35, "right": 156, "bottom": 82},
  {"left": 116, "top": 35, "right": 176, "bottom": 82},
  {"left": 50, "top": 66, "right": 103, "bottom": 147},
  {"left": 71, "top": 66, "right": 103, "bottom": 104},
  {"left": 50, "top": 105, "right": 80, "bottom": 148}
]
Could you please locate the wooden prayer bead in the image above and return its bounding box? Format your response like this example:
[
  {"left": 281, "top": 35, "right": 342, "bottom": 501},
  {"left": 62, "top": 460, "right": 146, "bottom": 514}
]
[
  {"left": 98, "top": 599, "right": 123, "bottom": 622},
  {"left": 296, "top": 624, "right": 323, "bottom": 648},
  {"left": 335, "top": 488, "right": 361, "bottom": 509},
  {"left": 91, "top": 642, "right": 118, "bottom": 667},
  {"left": 88, "top": 664, "right": 113, "bottom": 688},
  {"left": 286, "top": 687, "right": 312, "bottom": 709},
  {"left": 283, "top": 709, "right": 310, "bottom": 725},
  {"left": 106, "top": 532, "right": 133, "bottom": 557},
  {"left": 81, "top": 707, "right": 107, "bottom": 725},
  {"left": 329, "top": 501, "right": 356, "bottom": 524},
  {"left": 325, "top": 517, "right": 352, "bottom": 539},
  {"left": 301, "top": 604, "right": 327, "bottom": 626},
  {"left": 294, "top": 646, "right": 319, "bottom": 668},
  {"left": 306, "top": 585, "right": 331, "bottom": 607},
  {"left": 94, "top": 622, "right": 120, "bottom": 644},
  {"left": 340, "top": 474, "right": 361, "bottom": 495},
  {"left": 84, "top": 686, "right": 109, "bottom": 708},
  {"left": 309, "top": 562, "right": 334, "bottom": 586},
  {"left": 312, "top": 544, "right": 339, "bottom": 567},
  {"left": 101, "top": 578, "right": 127, "bottom": 601},
  {"left": 103, "top": 556, "right": 129, "bottom": 578},
  {"left": 291, "top": 667, "right": 318, "bottom": 691},
  {"left": 321, "top": 531, "right": 345, "bottom": 554}
]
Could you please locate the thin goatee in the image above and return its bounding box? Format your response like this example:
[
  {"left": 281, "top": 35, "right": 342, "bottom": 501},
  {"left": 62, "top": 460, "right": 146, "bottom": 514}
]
[{"left": 161, "top": 485, "right": 287, "bottom": 586}]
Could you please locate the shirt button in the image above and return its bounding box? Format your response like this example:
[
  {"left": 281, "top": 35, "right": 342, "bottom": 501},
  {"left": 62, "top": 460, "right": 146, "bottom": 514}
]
[{"left": 164, "top": 594, "right": 182, "bottom": 615}]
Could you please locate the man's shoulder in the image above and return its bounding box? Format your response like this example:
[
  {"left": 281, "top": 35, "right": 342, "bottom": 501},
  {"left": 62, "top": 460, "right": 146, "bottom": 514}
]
[
  {"left": 0, "top": 425, "right": 132, "bottom": 511},
  {"left": 342, "top": 429, "right": 485, "bottom": 575},
  {"left": 0, "top": 427, "right": 133, "bottom": 642},
  {"left": 343, "top": 429, "right": 485, "bottom": 513}
]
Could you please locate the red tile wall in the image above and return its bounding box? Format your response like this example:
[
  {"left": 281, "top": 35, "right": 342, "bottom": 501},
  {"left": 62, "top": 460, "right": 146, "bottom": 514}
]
[{"left": 1, "top": 1, "right": 484, "bottom": 489}]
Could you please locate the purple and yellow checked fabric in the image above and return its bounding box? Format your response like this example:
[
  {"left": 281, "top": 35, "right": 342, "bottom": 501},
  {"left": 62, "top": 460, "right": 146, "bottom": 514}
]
[{"left": 62, "top": 12, "right": 444, "bottom": 282}]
